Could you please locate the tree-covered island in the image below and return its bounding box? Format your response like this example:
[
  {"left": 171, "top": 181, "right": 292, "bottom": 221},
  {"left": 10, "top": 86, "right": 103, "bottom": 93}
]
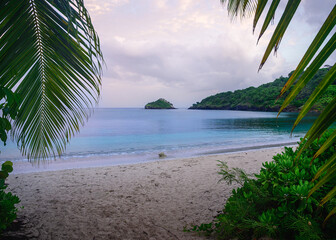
[
  {"left": 189, "top": 68, "right": 335, "bottom": 112},
  {"left": 145, "top": 98, "right": 176, "bottom": 109}
]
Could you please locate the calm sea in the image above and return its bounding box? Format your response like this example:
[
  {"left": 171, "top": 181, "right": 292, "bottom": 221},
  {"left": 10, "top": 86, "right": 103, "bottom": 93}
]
[{"left": 0, "top": 108, "right": 317, "bottom": 172}]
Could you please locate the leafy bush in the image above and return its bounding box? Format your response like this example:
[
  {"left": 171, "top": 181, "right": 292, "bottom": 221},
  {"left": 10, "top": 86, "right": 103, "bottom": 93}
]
[
  {"left": 191, "top": 130, "right": 336, "bottom": 240},
  {"left": 0, "top": 87, "right": 21, "bottom": 234},
  {"left": 0, "top": 161, "right": 20, "bottom": 234}
]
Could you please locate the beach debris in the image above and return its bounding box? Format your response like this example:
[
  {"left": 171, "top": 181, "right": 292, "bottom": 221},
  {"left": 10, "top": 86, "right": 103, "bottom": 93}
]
[{"left": 158, "top": 152, "right": 167, "bottom": 158}]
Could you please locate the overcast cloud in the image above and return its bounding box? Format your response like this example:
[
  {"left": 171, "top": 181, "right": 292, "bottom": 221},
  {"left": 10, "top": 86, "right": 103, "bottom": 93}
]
[{"left": 85, "top": 0, "right": 335, "bottom": 108}]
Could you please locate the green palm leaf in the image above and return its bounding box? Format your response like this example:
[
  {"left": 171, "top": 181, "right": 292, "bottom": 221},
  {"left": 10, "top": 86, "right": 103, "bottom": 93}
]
[
  {"left": 253, "top": 0, "right": 268, "bottom": 32},
  {"left": 323, "top": 188, "right": 336, "bottom": 223},
  {"left": 310, "top": 152, "right": 336, "bottom": 182},
  {"left": 258, "top": 0, "right": 301, "bottom": 70},
  {"left": 278, "top": 5, "right": 336, "bottom": 98},
  {"left": 313, "top": 130, "right": 336, "bottom": 159},
  {"left": 278, "top": 33, "right": 336, "bottom": 117},
  {"left": 0, "top": 0, "right": 103, "bottom": 161},
  {"left": 221, "top": 0, "right": 258, "bottom": 18},
  {"left": 290, "top": 64, "right": 336, "bottom": 133},
  {"left": 295, "top": 98, "right": 336, "bottom": 162},
  {"left": 257, "top": 0, "right": 280, "bottom": 40}
]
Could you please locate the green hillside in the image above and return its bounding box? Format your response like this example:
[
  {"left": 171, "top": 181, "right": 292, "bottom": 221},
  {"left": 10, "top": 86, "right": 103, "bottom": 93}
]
[
  {"left": 145, "top": 98, "right": 176, "bottom": 109},
  {"left": 189, "top": 68, "right": 335, "bottom": 112}
]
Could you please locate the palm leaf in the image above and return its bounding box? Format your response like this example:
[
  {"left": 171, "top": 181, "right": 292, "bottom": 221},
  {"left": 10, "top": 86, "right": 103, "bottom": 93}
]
[
  {"left": 324, "top": 202, "right": 336, "bottom": 224},
  {"left": 290, "top": 64, "right": 336, "bottom": 133},
  {"left": 278, "top": 5, "right": 336, "bottom": 98},
  {"left": 258, "top": 0, "right": 301, "bottom": 70},
  {"left": 257, "top": 0, "right": 280, "bottom": 41},
  {"left": 320, "top": 185, "right": 336, "bottom": 206},
  {"left": 221, "top": 0, "right": 258, "bottom": 18},
  {"left": 313, "top": 130, "right": 336, "bottom": 159},
  {"left": 253, "top": 0, "right": 268, "bottom": 33},
  {"left": 296, "top": 98, "right": 336, "bottom": 159},
  {"left": 278, "top": 33, "right": 336, "bottom": 118},
  {"left": 0, "top": 0, "right": 103, "bottom": 161},
  {"left": 309, "top": 162, "right": 336, "bottom": 199},
  {"left": 310, "top": 152, "right": 336, "bottom": 182}
]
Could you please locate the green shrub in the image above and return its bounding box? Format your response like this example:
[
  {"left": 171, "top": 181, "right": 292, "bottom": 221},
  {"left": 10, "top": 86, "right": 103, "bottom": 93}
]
[
  {"left": 0, "top": 161, "right": 20, "bottom": 234},
  {"left": 191, "top": 130, "right": 336, "bottom": 240},
  {"left": 0, "top": 87, "right": 21, "bottom": 234}
]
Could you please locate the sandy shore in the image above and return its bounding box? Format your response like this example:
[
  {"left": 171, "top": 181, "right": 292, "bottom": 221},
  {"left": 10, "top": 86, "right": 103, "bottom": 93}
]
[{"left": 4, "top": 147, "right": 287, "bottom": 240}]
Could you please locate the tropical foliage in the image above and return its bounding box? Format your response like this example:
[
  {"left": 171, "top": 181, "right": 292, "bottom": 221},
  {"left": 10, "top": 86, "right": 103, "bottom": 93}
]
[
  {"left": 0, "top": 87, "right": 20, "bottom": 147},
  {"left": 191, "top": 131, "right": 336, "bottom": 239},
  {"left": 0, "top": 87, "right": 20, "bottom": 234},
  {"left": 190, "top": 68, "right": 335, "bottom": 111},
  {"left": 220, "top": 0, "right": 336, "bottom": 219},
  {"left": 0, "top": 0, "right": 103, "bottom": 161},
  {"left": 0, "top": 161, "right": 20, "bottom": 234}
]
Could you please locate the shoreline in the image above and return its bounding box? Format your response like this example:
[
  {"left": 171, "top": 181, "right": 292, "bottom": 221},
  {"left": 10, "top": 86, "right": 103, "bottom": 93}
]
[
  {"left": 201, "top": 141, "right": 298, "bottom": 155},
  {"left": 5, "top": 147, "right": 286, "bottom": 240},
  {"left": 9, "top": 141, "right": 298, "bottom": 174}
]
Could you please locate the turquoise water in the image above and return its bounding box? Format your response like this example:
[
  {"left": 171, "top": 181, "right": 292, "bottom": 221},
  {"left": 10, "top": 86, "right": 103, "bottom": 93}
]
[{"left": 0, "top": 108, "right": 317, "bottom": 164}]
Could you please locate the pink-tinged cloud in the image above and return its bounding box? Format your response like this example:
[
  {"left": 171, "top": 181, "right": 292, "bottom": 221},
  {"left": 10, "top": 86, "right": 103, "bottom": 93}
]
[{"left": 86, "top": 0, "right": 336, "bottom": 108}]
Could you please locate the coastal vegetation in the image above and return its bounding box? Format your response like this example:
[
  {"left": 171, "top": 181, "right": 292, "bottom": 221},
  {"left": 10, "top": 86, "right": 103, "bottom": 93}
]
[
  {"left": 216, "top": 0, "right": 336, "bottom": 226},
  {"left": 0, "top": 87, "right": 20, "bottom": 234},
  {"left": 0, "top": 161, "right": 19, "bottom": 234},
  {"left": 145, "top": 98, "right": 176, "bottom": 109},
  {"left": 190, "top": 68, "right": 335, "bottom": 112},
  {"left": 191, "top": 131, "right": 336, "bottom": 239}
]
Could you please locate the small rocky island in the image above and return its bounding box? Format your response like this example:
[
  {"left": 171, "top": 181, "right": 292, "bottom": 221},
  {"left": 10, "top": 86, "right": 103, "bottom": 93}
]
[{"left": 145, "top": 98, "right": 176, "bottom": 109}]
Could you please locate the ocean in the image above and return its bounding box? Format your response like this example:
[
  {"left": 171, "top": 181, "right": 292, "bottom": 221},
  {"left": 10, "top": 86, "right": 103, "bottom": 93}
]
[{"left": 0, "top": 108, "right": 317, "bottom": 172}]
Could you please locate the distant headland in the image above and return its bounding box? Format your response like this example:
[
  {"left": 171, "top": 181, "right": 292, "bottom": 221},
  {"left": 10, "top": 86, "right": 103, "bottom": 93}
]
[
  {"left": 189, "top": 68, "right": 334, "bottom": 112},
  {"left": 145, "top": 98, "right": 176, "bottom": 109}
]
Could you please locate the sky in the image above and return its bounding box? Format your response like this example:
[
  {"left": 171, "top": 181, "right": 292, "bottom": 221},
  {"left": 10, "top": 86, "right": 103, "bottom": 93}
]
[{"left": 85, "top": 0, "right": 335, "bottom": 108}]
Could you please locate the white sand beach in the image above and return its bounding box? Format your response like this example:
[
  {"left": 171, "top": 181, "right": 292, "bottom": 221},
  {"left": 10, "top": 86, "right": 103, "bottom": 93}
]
[{"left": 5, "top": 147, "right": 286, "bottom": 240}]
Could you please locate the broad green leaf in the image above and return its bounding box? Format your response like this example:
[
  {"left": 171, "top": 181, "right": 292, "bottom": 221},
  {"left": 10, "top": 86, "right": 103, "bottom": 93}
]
[
  {"left": 0, "top": 171, "right": 9, "bottom": 180},
  {"left": 1, "top": 164, "right": 13, "bottom": 173},
  {"left": 3, "top": 161, "right": 13, "bottom": 167}
]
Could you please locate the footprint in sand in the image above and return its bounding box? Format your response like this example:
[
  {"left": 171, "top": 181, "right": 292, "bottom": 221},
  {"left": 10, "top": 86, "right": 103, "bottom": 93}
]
[{"left": 159, "top": 172, "right": 171, "bottom": 179}]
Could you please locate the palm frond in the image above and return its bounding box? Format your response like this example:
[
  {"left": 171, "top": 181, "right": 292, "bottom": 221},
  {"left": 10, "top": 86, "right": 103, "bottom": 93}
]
[
  {"left": 258, "top": 0, "right": 301, "bottom": 70},
  {"left": 291, "top": 63, "right": 336, "bottom": 132},
  {"left": 278, "top": 33, "right": 336, "bottom": 118},
  {"left": 313, "top": 130, "right": 336, "bottom": 159},
  {"left": 0, "top": 0, "right": 103, "bottom": 161},
  {"left": 253, "top": 0, "right": 268, "bottom": 33},
  {"left": 221, "top": 0, "right": 258, "bottom": 19},
  {"left": 295, "top": 98, "right": 336, "bottom": 162},
  {"left": 278, "top": 5, "right": 336, "bottom": 98},
  {"left": 257, "top": 0, "right": 280, "bottom": 41}
]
